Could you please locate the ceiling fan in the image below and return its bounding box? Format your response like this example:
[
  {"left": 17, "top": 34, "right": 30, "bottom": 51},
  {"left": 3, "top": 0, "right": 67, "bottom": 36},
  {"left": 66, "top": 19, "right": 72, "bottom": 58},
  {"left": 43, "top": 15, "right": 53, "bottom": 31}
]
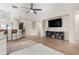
[
  {"left": 12, "top": 3, "right": 42, "bottom": 14},
  {"left": 26, "top": 3, "right": 42, "bottom": 14}
]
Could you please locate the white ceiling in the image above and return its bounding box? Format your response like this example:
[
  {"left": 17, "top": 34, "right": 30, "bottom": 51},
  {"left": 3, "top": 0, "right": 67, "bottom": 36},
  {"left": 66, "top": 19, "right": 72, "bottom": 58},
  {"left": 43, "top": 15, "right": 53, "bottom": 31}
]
[{"left": 0, "top": 3, "right": 79, "bottom": 20}]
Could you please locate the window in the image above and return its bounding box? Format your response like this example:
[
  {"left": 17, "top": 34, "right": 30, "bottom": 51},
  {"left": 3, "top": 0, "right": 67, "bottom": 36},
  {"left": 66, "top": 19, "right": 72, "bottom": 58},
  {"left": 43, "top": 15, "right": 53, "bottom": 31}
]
[
  {"left": 1, "top": 24, "right": 6, "bottom": 29},
  {"left": 0, "top": 23, "right": 13, "bottom": 29}
]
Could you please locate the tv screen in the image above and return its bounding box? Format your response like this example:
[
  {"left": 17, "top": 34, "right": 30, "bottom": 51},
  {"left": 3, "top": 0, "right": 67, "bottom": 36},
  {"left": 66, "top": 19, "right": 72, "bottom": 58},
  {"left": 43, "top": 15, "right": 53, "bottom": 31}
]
[{"left": 48, "top": 18, "right": 62, "bottom": 27}]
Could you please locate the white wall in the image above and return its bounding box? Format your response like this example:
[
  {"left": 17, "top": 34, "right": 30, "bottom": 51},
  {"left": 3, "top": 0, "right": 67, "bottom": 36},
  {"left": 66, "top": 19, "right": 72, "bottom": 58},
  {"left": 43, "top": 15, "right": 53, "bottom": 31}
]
[
  {"left": 42, "top": 14, "right": 70, "bottom": 40},
  {"left": 25, "top": 20, "right": 43, "bottom": 36},
  {"left": 75, "top": 12, "right": 79, "bottom": 40},
  {"left": 68, "top": 12, "right": 75, "bottom": 42}
]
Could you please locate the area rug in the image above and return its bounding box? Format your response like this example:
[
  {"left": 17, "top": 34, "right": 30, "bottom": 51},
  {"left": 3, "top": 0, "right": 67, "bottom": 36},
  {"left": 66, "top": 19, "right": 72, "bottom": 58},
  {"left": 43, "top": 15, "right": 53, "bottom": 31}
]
[
  {"left": 10, "top": 43, "right": 64, "bottom": 55},
  {"left": 7, "top": 39, "right": 36, "bottom": 54}
]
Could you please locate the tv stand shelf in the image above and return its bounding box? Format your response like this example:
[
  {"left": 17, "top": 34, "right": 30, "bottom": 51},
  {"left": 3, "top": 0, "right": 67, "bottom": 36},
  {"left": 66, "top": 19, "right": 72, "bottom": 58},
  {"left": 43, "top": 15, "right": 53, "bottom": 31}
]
[{"left": 46, "top": 31, "right": 64, "bottom": 40}]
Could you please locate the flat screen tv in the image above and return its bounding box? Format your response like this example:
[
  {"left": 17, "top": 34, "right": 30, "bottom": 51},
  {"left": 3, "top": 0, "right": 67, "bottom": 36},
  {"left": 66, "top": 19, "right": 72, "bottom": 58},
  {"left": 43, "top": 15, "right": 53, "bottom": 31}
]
[{"left": 48, "top": 18, "right": 62, "bottom": 27}]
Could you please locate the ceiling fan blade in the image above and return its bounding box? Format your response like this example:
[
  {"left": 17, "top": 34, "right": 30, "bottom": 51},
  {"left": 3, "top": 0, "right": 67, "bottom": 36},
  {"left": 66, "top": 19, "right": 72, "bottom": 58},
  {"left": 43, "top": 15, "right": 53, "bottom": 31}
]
[
  {"left": 31, "top": 3, "right": 33, "bottom": 9},
  {"left": 20, "top": 6, "right": 29, "bottom": 9},
  {"left": 33, "top": 9, "right": 42, "bottom": 11},
  {"left": 26, "top": 10, "right": 30, "bottom": 13},
  {"left": 33, "top": 11, "right": 37, "bottom": 14},
  {"left": 12, "top": 5, "right": 18, "bottom": 8}
]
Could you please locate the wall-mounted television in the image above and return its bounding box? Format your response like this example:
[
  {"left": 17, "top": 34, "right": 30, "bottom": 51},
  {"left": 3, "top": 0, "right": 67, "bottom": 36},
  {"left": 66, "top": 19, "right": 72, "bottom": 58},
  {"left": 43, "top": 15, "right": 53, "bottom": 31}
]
[{"left": 48, "top": 18, "right": 62, "bottom": 27}]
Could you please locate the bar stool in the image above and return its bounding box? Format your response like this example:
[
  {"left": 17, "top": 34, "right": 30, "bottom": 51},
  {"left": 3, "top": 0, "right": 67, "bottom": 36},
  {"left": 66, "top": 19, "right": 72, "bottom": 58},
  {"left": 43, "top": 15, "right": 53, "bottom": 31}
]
[
  {"left": 4, "top": 30, "right": 8, "bottom": 41},
  {"left": 22, "top": 29, "right": 25, "bottom": 38},
  {"left": 11, "top": 29, "right": 17, "bottom": 40}
]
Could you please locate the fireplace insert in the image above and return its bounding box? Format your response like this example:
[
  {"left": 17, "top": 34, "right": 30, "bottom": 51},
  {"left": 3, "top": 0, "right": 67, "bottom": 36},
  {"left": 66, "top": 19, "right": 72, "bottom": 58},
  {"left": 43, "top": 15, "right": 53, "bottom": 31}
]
[{"left": 46, "top": 31, "right": 64, "bottom": 40}]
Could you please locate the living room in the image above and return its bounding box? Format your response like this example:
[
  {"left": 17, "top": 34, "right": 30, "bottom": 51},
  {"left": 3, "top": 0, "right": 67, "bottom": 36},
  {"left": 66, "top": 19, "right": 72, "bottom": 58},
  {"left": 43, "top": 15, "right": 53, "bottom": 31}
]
[{"left": 0, "top": 3, "right": 79, "bottom": 55}]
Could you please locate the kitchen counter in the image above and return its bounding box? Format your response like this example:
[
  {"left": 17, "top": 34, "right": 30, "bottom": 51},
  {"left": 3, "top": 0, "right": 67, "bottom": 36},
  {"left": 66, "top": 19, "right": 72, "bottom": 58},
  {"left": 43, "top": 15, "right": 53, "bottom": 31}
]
[{"left": 0, "top": 39, "right": 7, "bottom": 55}]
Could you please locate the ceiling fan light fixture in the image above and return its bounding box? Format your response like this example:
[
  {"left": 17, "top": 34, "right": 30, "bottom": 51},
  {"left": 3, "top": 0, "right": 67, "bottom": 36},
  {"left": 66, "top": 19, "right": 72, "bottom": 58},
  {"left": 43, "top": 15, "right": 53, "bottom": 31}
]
[{"left": 30, "top": 10, "right": 33, "bottom": 12}]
